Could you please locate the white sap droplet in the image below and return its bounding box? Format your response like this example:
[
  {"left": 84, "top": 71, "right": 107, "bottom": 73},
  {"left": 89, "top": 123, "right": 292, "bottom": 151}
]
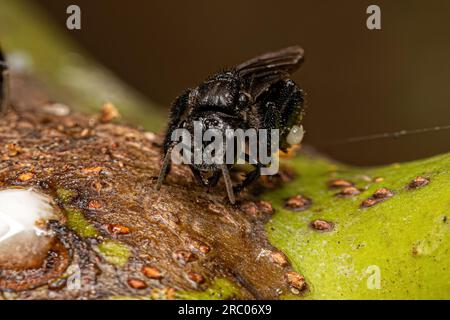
[
  {"left": 0, "top": 188, "right": 57, "bottom": 269},
  {"left": 287, "top": 125, "right": 305, "bottom": 146}
]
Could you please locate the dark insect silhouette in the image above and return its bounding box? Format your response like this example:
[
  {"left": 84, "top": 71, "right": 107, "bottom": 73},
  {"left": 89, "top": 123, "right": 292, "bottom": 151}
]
[
  {"left": 155, "top": 46, "right": 306, "bottom": 204},
  {"left": 0, "top": 47, "right": 9, "bottom": 114}
]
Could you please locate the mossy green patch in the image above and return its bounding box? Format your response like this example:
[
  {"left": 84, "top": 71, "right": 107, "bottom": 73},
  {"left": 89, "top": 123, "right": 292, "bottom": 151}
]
[
  {"left": 65, "top": 207, "right": 100, "bottom": 238},
  {"left": 265, "top": 153, "right": 450, "bottom": 299},
  {"left": 56, "top": 188, "right": 77, "bottom": 204},
  {"left": 176, "top": 278, "right": 241, "bottom": 300},
  {"left": 97, "top": 240, "right": 131, "bottom": 268}
]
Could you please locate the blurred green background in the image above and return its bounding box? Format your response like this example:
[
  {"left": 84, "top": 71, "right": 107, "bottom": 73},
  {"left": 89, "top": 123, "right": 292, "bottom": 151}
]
[{"left": 4, "top": 0, "right": 450, "bottom": 165}]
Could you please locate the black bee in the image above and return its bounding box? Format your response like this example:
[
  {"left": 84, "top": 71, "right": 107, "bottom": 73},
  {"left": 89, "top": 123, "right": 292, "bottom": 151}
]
[
  {"left": 155, "top": 46, "right": 306, "bottom": 204},
  {"left": 0, "top": 47, "right": 9, "bottom": 113}
]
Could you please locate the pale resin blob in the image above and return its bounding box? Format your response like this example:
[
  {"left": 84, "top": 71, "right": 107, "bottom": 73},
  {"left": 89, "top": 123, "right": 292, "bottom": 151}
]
[
  {"left": 287, "top": 125, "right": 305, "bottom": 146},
  {"left": 0, "top": 188, "right": 58, "bottom": 269}
]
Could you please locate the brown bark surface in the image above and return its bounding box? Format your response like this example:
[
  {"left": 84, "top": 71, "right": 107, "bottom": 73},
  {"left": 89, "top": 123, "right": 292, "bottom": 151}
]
[{"left": 0, "top": 74, "right": 297, "bottom": 299}]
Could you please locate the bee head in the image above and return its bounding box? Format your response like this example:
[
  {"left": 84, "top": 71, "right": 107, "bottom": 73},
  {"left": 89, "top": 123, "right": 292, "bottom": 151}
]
[{"left": 182, "top": 111, "right": 238, "bottom": 171}]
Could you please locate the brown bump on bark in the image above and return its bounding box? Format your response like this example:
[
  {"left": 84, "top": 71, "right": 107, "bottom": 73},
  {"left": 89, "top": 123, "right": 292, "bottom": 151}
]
[
  {"left": 127, "top": 278, "right": 148, "bottom": 289},
  {"left": 373, "top": 188, "right": 394, "bottom": 199},
  {"left": 81, "top": 167, "right": 103, "bottom": 174},
  {"left": 335, "top": 186, "right": 361, "bottom": 197},
  {"left": 173, "top": 250, "right": 197, "bottom": 265},
  {"left": 80, "top": 128, "right": 90, "bottom": 137},
  {"left": 361, "top": 188, "right": 394, "bottom": 208},
  {"left": 284, "top": 195, "right": 312, "bottom": 211},
  {"left": 6, "top": 143, "right": 22, "bottom": 156},
  {"left": 361, "top": 198, "right": 378, "bottom": 208},
  {"left": 88, "top": 200, "right": 102, "bottom": 209},
  {"left": 99, "top": 102, "right": 120, "bottom": 123},
  {"left": 18, "top": 172, "right": 34, "bottom": 182},
  {"left": 190, "top": 239, "right": 210, "bottom": 254},
  {"left": 241, "top": 200, "right": 275, "bottom": 217},
  {"left": 240, "top": 201, "right": 259, "bottom": 216},
  {"left": 408, "top": 176, "right": 429, "bottom": 189},
  {"left": 310, "top": 219, "right": 334, "bottom": 232},
  {"left": 187, "top": 271, "right": 205, "bottom": 284},
  {"left": 256, "top": 200, "right": 274, "bottom": 215},
  {"left": 328, "top": 179, "right": 353, "bottom": 189},
  {"left": 284, "top": 271, "right": 306, "bottom": 292},
  {"left": 107, "top": 224, "right": 131, "bottom": 235},
  {"left": 142, "top": 266, "right": 163, "bottom": 280},
  {"left": 270, "top": 251, "right": 289, "bottom": 267}
]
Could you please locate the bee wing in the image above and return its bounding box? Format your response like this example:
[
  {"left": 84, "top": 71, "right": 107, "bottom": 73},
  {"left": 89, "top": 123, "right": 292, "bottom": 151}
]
[{"left": 235, "top": 46, "right": 304, "bottom": 98}]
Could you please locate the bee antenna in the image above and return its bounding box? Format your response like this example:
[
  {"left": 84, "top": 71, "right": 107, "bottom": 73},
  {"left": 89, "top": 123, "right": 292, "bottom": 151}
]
[{"left": 155, "top": 145, "right": 174, "bottom": 191}]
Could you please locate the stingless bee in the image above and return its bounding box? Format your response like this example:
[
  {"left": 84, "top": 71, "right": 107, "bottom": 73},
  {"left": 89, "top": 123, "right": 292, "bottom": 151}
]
[{"left": 155, "top": 46, "right": 306, "bottom": 204}]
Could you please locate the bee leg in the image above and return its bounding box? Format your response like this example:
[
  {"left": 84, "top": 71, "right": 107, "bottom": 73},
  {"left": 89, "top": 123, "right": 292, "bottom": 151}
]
[
  {"left": 220, "top": 164, "right": 235, "bottom": 204},
  {"left": 233, "top": 154, "right": 264, "bottom": 194},
  {"left": 207, "top": 171, "right": 221, "bottom": 188},
  {"left": 233, "top": 165, "right": 263, "bottom": 194},
  {"left": 155, "top": 144, "right": 175, "bottom": 191},
  {"left": 261, "top": 79, "right": 304, "bottom": 151}
]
